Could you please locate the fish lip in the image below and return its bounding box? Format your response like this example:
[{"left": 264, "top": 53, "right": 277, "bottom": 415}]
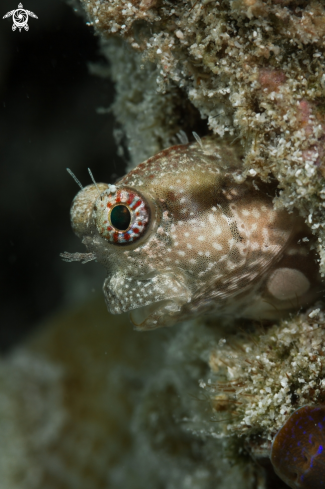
[
  {"left": 129, "top": 299, "right": 184, "bottom": 330},
  {"left": 103, "top": 271, "right": 191, "bottom": 328}
]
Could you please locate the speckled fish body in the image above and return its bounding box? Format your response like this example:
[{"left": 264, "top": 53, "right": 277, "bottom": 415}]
[{"left": 69, "top": 137, "right": 322, "bottom": 329}]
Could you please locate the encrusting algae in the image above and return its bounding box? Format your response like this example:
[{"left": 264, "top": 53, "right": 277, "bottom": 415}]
[
  {"left": 1, "top": 0, "right": 325, "bottom": 488},
  {"left": 207, "top": 307, "right": 325, "bottom": 438}
]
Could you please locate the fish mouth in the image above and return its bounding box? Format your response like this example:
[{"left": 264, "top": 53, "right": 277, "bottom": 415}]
[
  {"left": 129, "top": 299, "right": 185, "bottom": 330},
  {"left": 103, "top": 271, "right": 191, "bottom": 330}
]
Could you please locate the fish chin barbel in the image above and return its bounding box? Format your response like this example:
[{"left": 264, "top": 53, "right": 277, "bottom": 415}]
[{"left": 66, "top": 136, "right": 323, "bottom": 330}]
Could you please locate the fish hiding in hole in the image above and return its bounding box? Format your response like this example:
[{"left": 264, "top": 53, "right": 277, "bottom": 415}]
[
  {"left": 62, "top": 136, "right": 323, "bottom": 330},
  {"left": 271, "top": 405, "right": 325, "bottom": 488}
]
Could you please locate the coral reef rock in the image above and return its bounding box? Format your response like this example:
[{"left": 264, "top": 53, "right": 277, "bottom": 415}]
[{"left": 0, "top": 297, "right": 264, "bottom": 489}]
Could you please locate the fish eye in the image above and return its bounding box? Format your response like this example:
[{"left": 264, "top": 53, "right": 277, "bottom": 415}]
[
  {"left": 110, "top": 204, "right": 131, "bottom": 231},
  {"left": 94, "top": 187, "right": 150, "bottom": 245}
]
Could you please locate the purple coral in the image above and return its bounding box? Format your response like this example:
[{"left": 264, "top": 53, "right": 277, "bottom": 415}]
[{"left": 271, "top": 405, "right": 325, "bottom": 488}]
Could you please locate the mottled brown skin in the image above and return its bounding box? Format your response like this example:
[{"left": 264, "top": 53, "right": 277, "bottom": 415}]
[
  {"left": 68, "top": 137, "right": 323, "bottom": 329},
  {"left": 271, "top": 405, "right": 325, "bottom": 489}
]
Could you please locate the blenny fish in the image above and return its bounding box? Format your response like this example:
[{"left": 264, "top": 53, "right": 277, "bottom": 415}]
[{"left": 63, "top": 136, "right": 322, "bottom": 329}]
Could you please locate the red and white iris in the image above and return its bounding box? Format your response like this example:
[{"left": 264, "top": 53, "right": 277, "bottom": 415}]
[{"left": 94, "top": 186, "right": 150, "bottom": 245}]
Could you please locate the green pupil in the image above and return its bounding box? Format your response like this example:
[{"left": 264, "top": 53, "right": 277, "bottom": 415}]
[{"left": 110, "top": 205, "right": 131, "bottom": 231}]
